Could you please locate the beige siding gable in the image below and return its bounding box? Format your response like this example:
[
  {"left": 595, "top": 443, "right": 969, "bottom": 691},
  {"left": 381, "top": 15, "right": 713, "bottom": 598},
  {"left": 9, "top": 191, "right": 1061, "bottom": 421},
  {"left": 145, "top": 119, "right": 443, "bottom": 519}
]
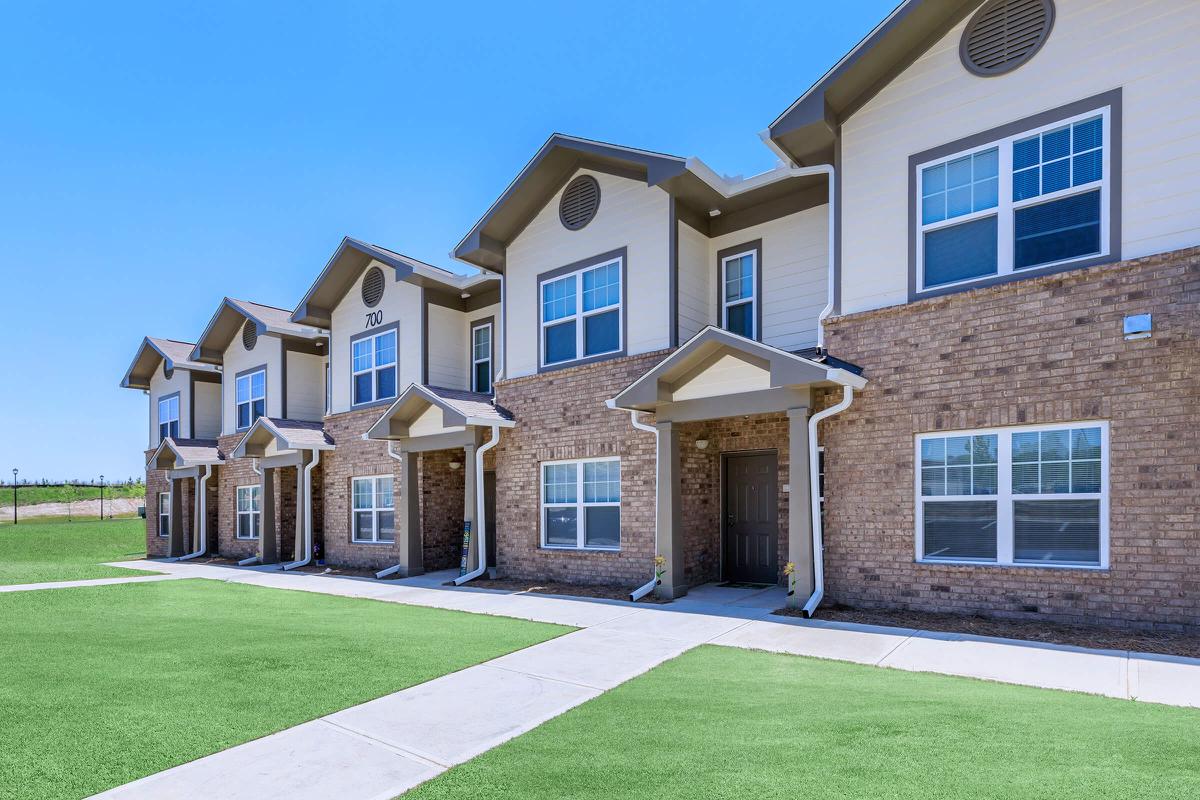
[
  {"left": 671, "top": 353, "right": 771, "bottom": 401},
  {"left": 220, "top": 333, "right": 282, "bottom": 436},
  {"left": 148, "top": 366, "right": 191, "bottom": 448},
  {"left": 286, "top": 350, "right": 326, "bottom": 422},
  {"left": 193, "top": 381, "right": 221, "bottom": 439}
]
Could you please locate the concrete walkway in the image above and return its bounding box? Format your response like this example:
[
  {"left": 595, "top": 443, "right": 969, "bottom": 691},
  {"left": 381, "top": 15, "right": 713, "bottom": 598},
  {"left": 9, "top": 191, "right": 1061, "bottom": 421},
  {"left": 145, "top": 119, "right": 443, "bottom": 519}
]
[
  {"left": 88, "top": 559, "right": 1200, "bottom": 799},
  {"left": 0, "top": 573, "right": 179, "bottom": 593}
]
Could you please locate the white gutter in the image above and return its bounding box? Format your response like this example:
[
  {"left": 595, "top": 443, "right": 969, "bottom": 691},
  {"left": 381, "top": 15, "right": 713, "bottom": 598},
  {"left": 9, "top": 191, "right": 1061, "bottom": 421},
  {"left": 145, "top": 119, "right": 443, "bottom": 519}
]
[
  {"left": 238, "top": 458, "right": 263, "bottom": 566},
  {"left": 802, "top": 385, "right": 855, "bottom": 617},
  {"left": 452, "top": 426, "right": 501, "bottom": 586},
  {"left": 495, "top": 273, "right": 505, "bottom": 381},
  {"left": 621, "top": 406, "right": 659, "bottom": 602},
  {"left": 376, "top": 442, "right": 409, "bottom": 579},
  {"left": 283, "top": 449, "right": 320, "bottom": 571},
  {"left": 176, "top": 464, "right": 213, "bottom": 561}
]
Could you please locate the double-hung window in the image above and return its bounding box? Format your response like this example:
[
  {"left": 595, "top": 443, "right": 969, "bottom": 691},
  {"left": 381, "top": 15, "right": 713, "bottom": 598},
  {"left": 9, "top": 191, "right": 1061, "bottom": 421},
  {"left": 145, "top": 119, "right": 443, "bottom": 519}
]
[
  {"left": 351, "top": 475, "right": 394, "bottom": 543},
  {"left": 157, "top": 492, "right": 170, "bottom": 538},
  {"left": 540, "top": 255, "right": 622, "bottom": 367},
  {"left": 352, "top": 329, "right": 397, "bottom": 406},
  {"left": 720, "top": 249, "right": 757, "bottom": 339},
  {"left": 471, "top": 322, "right": 492, "bottom": 394},
  {"left": 916, "top": 422, "right": 1108, "bottom": 568},
  {"left": 158, "top": 394, "right": 179, "bottom": 441},
  {"left": 236, "top": 485, "right": 260, "bottom": 539},
  {"left": 541, "top": 458, "right": 620, "bottom": 550},
  {"left": 917, "top": 106, "right": 1110, "bottom": 292},
  {"left": 235, "top": 369, "right": 266, "bottom": 430}
]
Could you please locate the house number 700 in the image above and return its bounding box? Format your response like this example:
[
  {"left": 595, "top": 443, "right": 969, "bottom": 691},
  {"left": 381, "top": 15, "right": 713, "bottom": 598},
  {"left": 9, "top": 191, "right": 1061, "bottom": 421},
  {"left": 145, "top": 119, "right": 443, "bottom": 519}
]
[{"left": 364, "top": 311, "right": 384, "bottom": 328}]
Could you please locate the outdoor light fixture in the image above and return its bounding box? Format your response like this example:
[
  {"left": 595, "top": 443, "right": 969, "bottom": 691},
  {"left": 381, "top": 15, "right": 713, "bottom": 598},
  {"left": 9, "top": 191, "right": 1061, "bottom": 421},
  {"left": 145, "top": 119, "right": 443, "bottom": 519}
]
[
  {"left": 695, "top": 439, "right": 710, "bottom": 450},
  {"left": 11, "top": 468, "right": 16, "bottom": 526},
  {"left": 708, "top": 208, "right": 721, "bottom": 217},
  {"left": 448, "top": 461, "right": 462, "bottom": 471},
  {"left": 99, "top": 474, "right": 105, "bottom": 521}
]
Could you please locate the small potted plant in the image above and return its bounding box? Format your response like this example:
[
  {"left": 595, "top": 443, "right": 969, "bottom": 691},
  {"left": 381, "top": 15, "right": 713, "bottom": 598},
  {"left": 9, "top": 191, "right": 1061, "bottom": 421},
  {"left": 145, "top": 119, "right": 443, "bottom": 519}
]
[{"left": 784, "top": 561, "right": 797, "bottom": 600}]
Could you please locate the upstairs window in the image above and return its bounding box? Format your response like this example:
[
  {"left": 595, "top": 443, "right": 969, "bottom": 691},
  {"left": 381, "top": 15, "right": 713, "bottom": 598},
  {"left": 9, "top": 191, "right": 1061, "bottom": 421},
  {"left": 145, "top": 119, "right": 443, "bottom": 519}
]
[
  {"left": 916, "top": 106, "right": 1110, "bottom": 293},
  {"left": 720, "top": 247, "right": 758, "bottom": 339},
  {"left": 471, "top": 321, "right": 493, "bottom": 394},
  {"left": 158, "top": 394, "right": 179, "bottom": 441},
  {"left": 540, "top": 255, "right": 622, "bottom": 368},
  {"left": 235, "top": 369, "right": 266, "bottom": 430},
  {"left": 352, "top": 328, "right": 397, "bottom": 406},
  {"left": 916, "top": 422, "right": 1108, "bottom": 568}
]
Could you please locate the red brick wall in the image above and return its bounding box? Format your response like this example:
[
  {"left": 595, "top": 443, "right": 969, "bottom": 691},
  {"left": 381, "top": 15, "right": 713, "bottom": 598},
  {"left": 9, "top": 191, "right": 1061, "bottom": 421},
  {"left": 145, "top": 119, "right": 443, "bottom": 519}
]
[
  {"left": 491, "top": 352, "right": 664, "bottom": 587},
  {"left": 215, "top": 434, "right": 285, "bottom": 561},
  {"left": 820, "top": 247, "right": 1200, "bottom": 629},
  {"left": 143, "top": 454, "right": 193, "bottom": 557},
  {"left": 320, "top": 408, "right": 465, "bottom": 572}
]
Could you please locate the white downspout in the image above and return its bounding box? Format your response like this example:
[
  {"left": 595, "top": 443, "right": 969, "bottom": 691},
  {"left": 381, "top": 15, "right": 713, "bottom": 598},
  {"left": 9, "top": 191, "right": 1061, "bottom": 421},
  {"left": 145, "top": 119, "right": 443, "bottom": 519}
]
[
  {"left": 176, "top": 464, "right": 213, "bottom": 561},
  {"left": 376, "top": 442, "right": 409, "bottom": 579},
  {"left": 453, "top": 425, "right": 501, "bottom": 586},
  {"left": 620, "top": 405, "right": 659, "bottom": 602},
  {"left": 238, "top": 458, "right": 263, "bottom": 566},
  {"left": 802, "top": 385, "right": 854, "bottom": 617},
  {"left": 283, "top": 449, "right": 320, "bottom": 571}
]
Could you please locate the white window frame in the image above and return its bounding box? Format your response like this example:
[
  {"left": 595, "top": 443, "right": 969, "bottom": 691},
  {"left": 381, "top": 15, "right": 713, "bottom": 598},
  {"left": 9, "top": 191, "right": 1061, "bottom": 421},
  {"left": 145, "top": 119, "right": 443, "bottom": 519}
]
[
  {"left": 235, "top": 369, "right": 266, "bottom": 431},
  {"left": 915, "top": 106, "right": 1111, "bottom": 293},
  {"left": 914, "top": 421, "right": 1110, "bottom": 570},
  {"left": 158, "top": 395, "right": 179, "bottom": 441},
  {"left": 157, "top": 492, "right": 170, "bottom": 538},
  {"left": 471, "top": 322, "right": 493, "bottom": 393},
  {"left": 351, "top": 474, "right": 395, "bottom": 544},
  {"left": 351, "top": 329, "right": 398, "bottom": 407},
  {"left": 539, "top": 457, "right": 621, "bottom": 551},
  {"left": 539, "top": 256, "right": 623, "bottom": 368},
  {"left": 235, "top": 484, "right": 260, "bottom": 540},
  {"left": 720, "top": 249, "right": 758, "bottom": 340}
]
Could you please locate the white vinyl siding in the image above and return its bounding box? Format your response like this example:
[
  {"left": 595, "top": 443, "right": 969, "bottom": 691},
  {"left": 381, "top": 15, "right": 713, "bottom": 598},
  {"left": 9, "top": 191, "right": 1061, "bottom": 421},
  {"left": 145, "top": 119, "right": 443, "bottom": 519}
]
[
  {"left": 236, "top": 485, "right": 260, "bottom": 539},
  {"left": 192, "top": 381, "right": 221, "bottom": 439},
  {"left": 220, "top": 333, "right": 282, "bottom": 436},
  {"left": 351, "top": 475, "right": 395, "bottom": 543},
  {"left": 915, "top": 422, "right": 1109, "bottom": 569},
  {"left": 840, "top": 0, "right": 1200, "bottom": 314},
  {"left": 285, "top": 351, "right": 326, "bottom": 422},
  {"left": 676, "top": 221, "right": 711, "bottom": 343},
  {"left": 541, "top": 458, "right": 621, "bottom": 550}
]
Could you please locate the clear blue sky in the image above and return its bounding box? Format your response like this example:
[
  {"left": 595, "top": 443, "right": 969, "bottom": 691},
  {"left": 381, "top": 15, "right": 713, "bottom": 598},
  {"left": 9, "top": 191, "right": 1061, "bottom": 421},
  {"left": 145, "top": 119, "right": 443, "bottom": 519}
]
[{"left": 0, "top": 0, "right": 895, "bottom": 483}]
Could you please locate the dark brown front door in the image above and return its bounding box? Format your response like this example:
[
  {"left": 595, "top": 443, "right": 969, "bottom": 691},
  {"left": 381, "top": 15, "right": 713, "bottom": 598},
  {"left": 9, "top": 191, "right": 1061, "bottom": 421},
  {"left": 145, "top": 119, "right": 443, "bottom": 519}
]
[{"left": 723, "top": 452, "right": 778, "bottom": 583}]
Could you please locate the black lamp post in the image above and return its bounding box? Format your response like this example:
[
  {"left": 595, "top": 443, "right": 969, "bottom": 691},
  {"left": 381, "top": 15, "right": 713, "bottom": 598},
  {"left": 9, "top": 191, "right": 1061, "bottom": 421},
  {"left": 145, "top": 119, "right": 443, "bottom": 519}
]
[
  {"left": 11, "top": 469, "right": 16, "bottom": 526},
  {"left": 99, "top": 474, "right": 105, "bottom": 521}
]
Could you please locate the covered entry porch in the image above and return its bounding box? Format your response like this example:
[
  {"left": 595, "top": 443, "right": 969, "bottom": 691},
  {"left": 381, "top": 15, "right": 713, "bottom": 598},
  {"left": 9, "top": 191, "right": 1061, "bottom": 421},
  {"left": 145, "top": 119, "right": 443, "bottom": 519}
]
[
  {"left": 233, "top": 418, "right": 333, "bottom": 568},
  {"left": 145, "top": 438, "right": 223, "bottom": 559},
  {"left": 611, "top": 327, "right": 865, "bottom": 609},
  {"left": 366, "top": 384, "right": 513, "bottom": 580}
]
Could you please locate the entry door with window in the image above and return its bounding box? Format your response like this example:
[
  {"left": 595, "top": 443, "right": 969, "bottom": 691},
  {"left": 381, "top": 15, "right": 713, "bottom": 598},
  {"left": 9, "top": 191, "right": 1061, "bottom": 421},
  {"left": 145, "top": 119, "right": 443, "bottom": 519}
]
[{"left": 723, "top": 452, "right": 778, "bottom": 583}]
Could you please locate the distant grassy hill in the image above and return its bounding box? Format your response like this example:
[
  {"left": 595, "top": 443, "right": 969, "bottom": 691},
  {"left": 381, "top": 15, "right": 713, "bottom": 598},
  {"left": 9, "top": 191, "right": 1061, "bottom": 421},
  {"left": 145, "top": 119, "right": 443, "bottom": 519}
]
[{"left": 2, "top": 484, "right": 144, "bottom": 508}]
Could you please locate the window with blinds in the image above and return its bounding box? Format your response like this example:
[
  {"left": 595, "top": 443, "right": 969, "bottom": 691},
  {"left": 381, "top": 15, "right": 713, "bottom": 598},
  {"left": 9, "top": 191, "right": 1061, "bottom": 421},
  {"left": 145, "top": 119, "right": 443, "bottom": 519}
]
[{"left": 916, "top": 423, "right": 1108, "bottom": 568}]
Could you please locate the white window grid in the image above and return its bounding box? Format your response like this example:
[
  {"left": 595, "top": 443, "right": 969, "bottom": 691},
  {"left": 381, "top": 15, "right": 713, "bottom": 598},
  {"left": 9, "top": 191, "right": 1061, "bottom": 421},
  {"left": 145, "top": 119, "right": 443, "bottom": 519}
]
[
  {"left": 236, "top": 485, "right": 260, "bottom": 540},
  {"left": 914, "top": 421, "right": 1110, "bottom": 569},
  {"left": 915, "top": 106, "right": 1111, "bottom": 293},
  {"left": 236, "top": 369, "right": 266, "bottom": 429},
  {"left": 471, "top": 322, "right": 492, "bottom": 393},
  {"left": 158, "top": 395, "right": 179, "bottom": 441},
  {"left": 720, "top": 250, "right": 758, "bottom": 339},
  {"left": 539, "top": 257, "right": 623, "bottom": 367},
  {"left": 352, "top": 329, "right": 397, "bottom": 405},
  {"left": 157, "top": 492, "right": 170, "bottom": 538},
  {"left": 540, "top": 457, "right": 621, "bottom": 550},
  {"left": 351, "top": 474, "right": 395, "bottom": 543}
]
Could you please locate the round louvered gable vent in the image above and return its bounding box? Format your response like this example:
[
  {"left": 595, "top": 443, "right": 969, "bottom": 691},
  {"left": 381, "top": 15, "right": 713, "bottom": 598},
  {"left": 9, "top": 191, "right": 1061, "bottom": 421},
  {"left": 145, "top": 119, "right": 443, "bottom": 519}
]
[
  {"left": 162, "top": 362, "right": 174, "bottom": 380},
  {"left": 242, "top": 319, "right": 258, "bottom": 351},
  {"left": 961, "top": 0, "right": 1054, "bottom": 77},
  {"left": 559, "top": 175, "right": 601, "bottom": 231},
  {"left": 362, "top": 266, "right": 385, "bottom": 308}
]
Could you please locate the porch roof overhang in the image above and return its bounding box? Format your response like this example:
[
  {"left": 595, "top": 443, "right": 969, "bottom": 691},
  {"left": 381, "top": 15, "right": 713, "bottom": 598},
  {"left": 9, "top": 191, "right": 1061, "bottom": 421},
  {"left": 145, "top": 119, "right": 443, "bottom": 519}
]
[
  {"left": 120, "top": 337, "right": 218, "bottom": 390},
  {"left": 609, "top": 327, "right": 866, "bottom": 420},
  {"left": 145, "top": 438, "right": 224, "bottom": 471},
  {"left": 365, "top": 384, "right": 514, "bottom": 452},
  {"left": 232, "top": 418, "right": 335, "bottom": 460}
]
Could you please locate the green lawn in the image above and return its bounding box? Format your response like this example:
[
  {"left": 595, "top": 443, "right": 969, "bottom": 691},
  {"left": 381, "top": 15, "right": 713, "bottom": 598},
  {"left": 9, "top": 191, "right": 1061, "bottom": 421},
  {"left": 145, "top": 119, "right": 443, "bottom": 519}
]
[
  {"left": 0, "top": 579, "right": 570, "bottom": 800},
  {"left": 407, "top": 645, "right": 1200, "bottom": 800},
  {"left": 0, "top": 517, "right": 149, "bottom": 585},
  {"left": 2, "top": 483, "right": 144, "bottom": 507}
]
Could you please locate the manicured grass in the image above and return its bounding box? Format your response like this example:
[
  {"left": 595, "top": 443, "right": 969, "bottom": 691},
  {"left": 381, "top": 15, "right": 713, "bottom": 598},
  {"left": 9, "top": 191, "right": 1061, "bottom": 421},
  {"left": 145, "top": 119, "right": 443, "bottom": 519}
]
[
  {"left": 407, "top": 645, "right": 1200, "bottom": 800},
  {"left": 2, "top": 483, "right": 144, "bottom": 507},
  {"left": 0, "top": 517, "right": 149, "bottom": 585},
  {"left": 0, "top": 579, "right": 570, "bottom": 800}
]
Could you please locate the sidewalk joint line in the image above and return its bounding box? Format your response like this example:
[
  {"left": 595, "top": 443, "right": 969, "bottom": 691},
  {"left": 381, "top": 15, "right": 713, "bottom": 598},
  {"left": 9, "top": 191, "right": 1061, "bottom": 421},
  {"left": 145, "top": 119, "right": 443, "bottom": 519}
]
[{"left": 318, "top": 719, "right": 450, "bottom": 770}]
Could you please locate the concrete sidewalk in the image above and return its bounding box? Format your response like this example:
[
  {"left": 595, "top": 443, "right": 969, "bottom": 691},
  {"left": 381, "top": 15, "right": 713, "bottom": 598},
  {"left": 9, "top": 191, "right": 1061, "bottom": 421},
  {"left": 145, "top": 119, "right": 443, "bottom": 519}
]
[
  {"left": 89, "top": 559, "right": 1200, "bottom": 799},
  {"left": 0, "top": 573, "right": 179, "bottom": 593}
]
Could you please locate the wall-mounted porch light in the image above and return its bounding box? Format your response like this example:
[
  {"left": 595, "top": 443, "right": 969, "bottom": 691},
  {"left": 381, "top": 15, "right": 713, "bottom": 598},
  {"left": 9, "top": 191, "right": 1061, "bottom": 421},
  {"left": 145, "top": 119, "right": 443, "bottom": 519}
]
[
  {"left": 695, "top": 439, "right": 710, "bottom": 450},
  {"left": 448, "top": 461, "right": 463, "bottom": 471}
]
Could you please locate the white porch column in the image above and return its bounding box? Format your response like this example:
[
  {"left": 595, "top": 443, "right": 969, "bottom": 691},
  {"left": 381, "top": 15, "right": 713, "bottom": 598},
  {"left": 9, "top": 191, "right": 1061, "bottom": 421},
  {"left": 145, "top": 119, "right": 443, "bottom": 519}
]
[
  {"left": 787, "top": 406, "right": 815, "bottom": 607},
  {"left": 394, "top": 449, "right": 423, "bottom": 577},
  {"left": 655, "top": 420, "right": 686, "bottom": 600}
]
